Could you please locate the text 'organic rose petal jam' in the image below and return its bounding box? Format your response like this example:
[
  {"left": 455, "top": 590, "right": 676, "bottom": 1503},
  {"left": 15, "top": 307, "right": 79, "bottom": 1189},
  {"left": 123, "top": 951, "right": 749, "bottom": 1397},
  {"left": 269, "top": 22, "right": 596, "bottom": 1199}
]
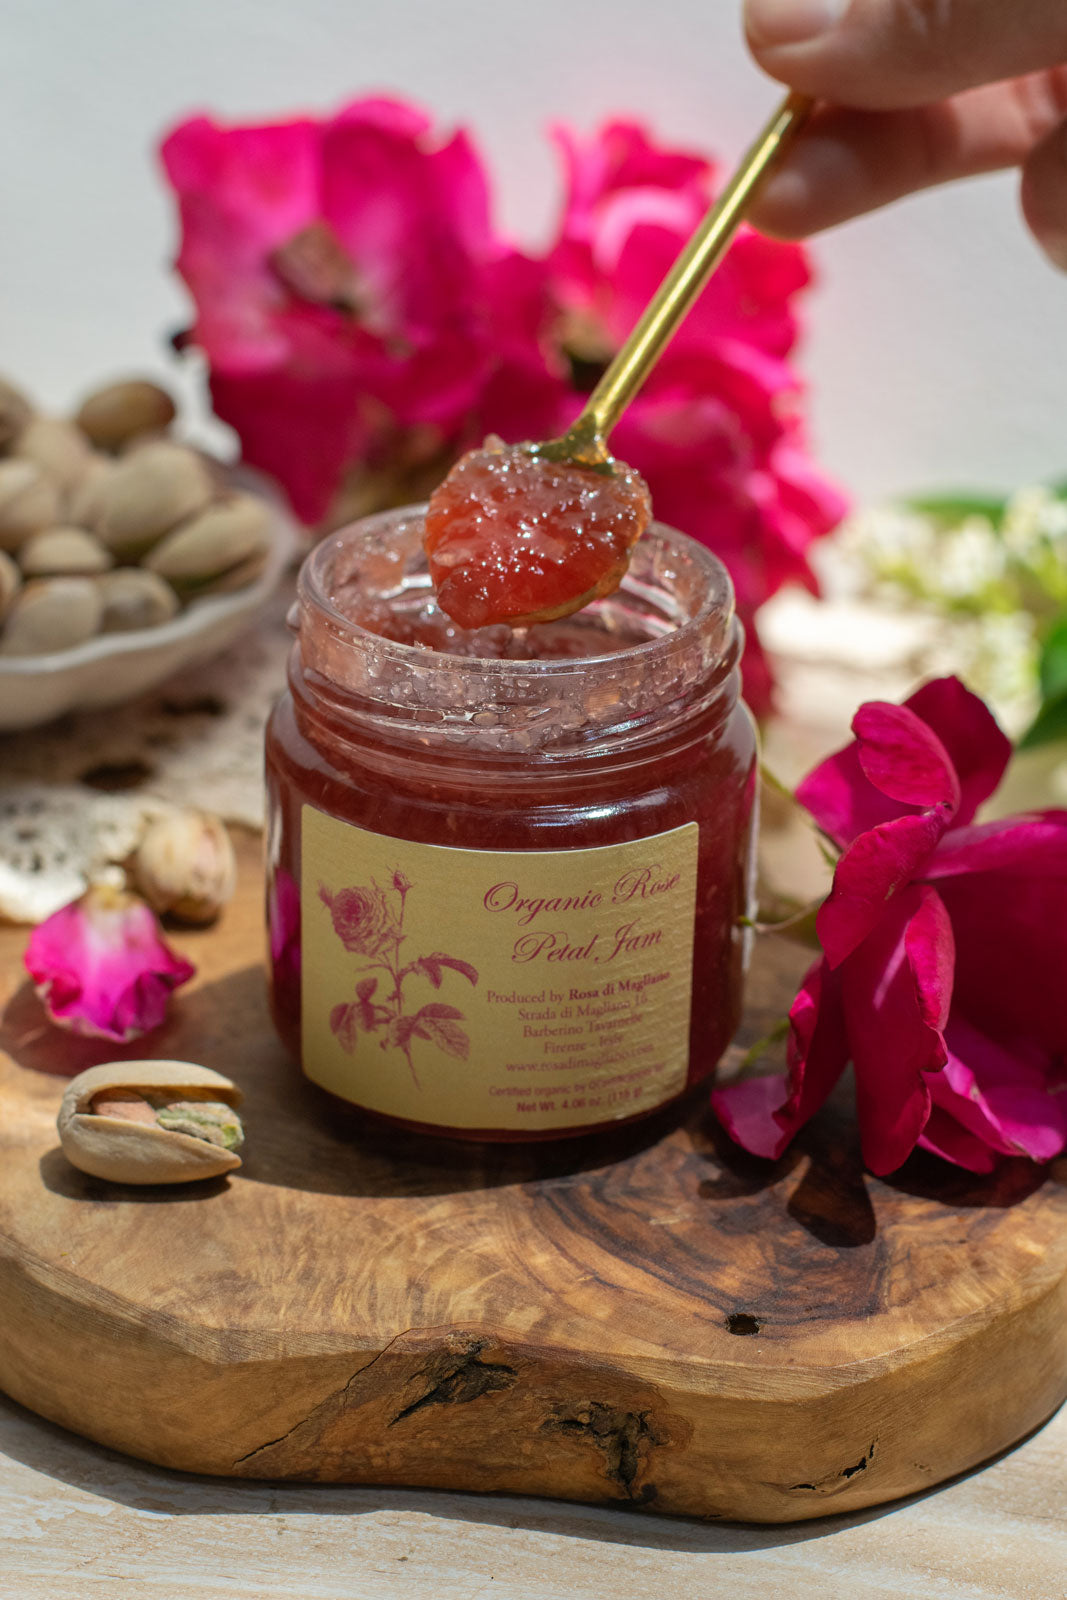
[{"left": 265, "top": 506, "right": 757, "bottom": 1141}]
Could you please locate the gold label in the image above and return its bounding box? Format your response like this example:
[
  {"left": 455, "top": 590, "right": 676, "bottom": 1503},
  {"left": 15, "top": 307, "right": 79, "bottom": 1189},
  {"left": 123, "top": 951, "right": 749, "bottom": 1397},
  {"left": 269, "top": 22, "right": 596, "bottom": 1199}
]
[{"left": 301, "top": 807, "right": 698, "bottom": 1132}]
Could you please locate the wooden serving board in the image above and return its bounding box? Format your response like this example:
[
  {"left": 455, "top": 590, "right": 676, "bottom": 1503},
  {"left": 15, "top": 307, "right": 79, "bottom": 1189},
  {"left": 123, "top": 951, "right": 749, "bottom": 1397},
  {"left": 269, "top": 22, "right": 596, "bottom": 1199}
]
[{"left": 1, "top": 831, "right": 1065, "bottom": 1523}]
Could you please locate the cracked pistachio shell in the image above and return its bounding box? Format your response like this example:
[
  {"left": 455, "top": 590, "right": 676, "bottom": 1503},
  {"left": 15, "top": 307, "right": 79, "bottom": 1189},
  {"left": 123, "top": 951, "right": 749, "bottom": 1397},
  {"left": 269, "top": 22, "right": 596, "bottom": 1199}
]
[
  {"left": 97, "top": 567, "right": 180, "bottom": 632},
  {"left": 75, "top": 379, "right": 177, "bottom": 452},
  {"left": 58, "top": 1061, "right": 244, "bottom": 1185},
  {"left": 19, "top": 526, "right": 113, "bottom": 577},
  {"left": 91, "top": 442, "right": 215, "bottom": 557},
  {"left": 0, "top": 576, "right": 103, "bottom": 655},
  {"left": 0, "top": 460, "right": 62, "bottom": 552},
  {"left": 143, "top": 493, "right": 272, "bottom": 591},
  {"left": 0, "top": 549, "right": 20, "bottom": 620},
  {"left": 0, "top": 375, "right": 34, "bottom": 450},
  {"left": 12, "top": 416, "right": 95, "bottom": 498}
]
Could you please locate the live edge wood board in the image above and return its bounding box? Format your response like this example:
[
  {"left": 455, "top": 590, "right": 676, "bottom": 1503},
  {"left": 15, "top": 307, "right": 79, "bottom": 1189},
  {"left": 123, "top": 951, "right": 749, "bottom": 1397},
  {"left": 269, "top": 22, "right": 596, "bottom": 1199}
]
[{"left": 0, "top": 831, "right": 1065, "bottom": 1523}]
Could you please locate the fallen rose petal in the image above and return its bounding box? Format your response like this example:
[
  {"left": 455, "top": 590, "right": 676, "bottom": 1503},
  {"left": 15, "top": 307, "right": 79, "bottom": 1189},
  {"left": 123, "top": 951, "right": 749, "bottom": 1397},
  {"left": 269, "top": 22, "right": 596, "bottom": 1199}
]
[{"left": 24, "top": 884, "right": 195, "bottom": 1043}]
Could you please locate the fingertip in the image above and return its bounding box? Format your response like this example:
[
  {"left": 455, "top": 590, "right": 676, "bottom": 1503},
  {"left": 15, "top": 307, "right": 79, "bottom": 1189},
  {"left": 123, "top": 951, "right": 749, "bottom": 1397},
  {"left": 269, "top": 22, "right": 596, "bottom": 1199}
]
[
  {"left": 1021, "top": 118, "right": 1067, "bottom": 272},
  {"left": 744, "top": 0, "right": 849, "bottom": 52},
  {"left": 747, "top": 121, "right": 874, "bottom": 239},
  {"left": 748, "top": 166, "right": 823, "bottom": 240}
]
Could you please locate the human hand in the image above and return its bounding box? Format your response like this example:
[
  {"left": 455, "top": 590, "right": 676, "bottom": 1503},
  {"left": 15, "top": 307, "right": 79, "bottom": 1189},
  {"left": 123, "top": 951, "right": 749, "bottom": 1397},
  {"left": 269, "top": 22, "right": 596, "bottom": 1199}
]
[{"left": 743, "top": 0, "right": 1067, "bottom": 269}]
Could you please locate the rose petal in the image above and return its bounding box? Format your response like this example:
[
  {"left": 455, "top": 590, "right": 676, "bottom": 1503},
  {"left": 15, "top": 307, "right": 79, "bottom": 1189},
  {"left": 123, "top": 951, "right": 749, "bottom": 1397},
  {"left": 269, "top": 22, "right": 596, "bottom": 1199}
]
[
  {"left": 797, "top": 700, "right": 960, "bottom": 849},
  {"left": 159, "top": 114, "right": 322, "bottom": 367},
  {"left": 852, "top": 702, "right": 961, "bottom": 813},
  {"left": 24, "top": 885, "right": 195, "bottom": 1043},
  {"left": 917, "top": 1105, "right": 1000, "bottom": 1173},
  {"left": 904, "top": 676, "right": 1012, "bottom": 825},
  {"left": 842, "top": 886, "right": 951, "bottom": 1175},
  {"left": 925, "top": 811, "right": 1067, "bottom": 879},
  {"left": 795, "top": 742, "right": 908, "bottom": 850},
  {"left": 817, "top": 810, "right": 948, "bottom": 967},
  {"left": 712, "top": 956, "right": 848, "bottom": 1158},
  {"left": 210, "top": 363, "right": 370, "bottom": 526},
  {"left": 934, "top": 1019, "right": 1067, "bottom": 1162},
  {"left": 935, "top": 862, "right": 1067, "bottom": 1061}
]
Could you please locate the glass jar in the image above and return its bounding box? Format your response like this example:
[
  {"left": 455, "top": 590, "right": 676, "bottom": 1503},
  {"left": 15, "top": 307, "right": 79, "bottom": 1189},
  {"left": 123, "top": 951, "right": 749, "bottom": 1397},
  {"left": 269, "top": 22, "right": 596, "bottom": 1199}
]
[{"left": 266, "top": 506, "right": 757, "bottom": 1142}]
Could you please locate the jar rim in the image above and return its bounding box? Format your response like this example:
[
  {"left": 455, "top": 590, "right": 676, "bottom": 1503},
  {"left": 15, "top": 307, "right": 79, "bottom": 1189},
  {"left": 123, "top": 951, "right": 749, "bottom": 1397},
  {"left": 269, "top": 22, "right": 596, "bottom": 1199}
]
[
  {"left": 293, "top": 505, "right": 741, "bottom": 757},
  {"left": 298, "top": 505, "right": 735, "bottom": 678}
]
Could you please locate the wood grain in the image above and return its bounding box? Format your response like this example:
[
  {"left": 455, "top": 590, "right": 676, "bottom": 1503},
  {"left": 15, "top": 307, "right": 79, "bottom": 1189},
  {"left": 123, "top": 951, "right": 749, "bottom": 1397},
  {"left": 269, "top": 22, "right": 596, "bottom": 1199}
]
[{"left": 1, "top": 830, "right": 1065, "bottom": 1523}]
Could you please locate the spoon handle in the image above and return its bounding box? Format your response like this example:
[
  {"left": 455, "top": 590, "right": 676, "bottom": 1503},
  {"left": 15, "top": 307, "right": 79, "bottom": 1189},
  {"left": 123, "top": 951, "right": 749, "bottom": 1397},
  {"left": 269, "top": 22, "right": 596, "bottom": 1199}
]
[{"left": 575, "top": 91, "right": 814, "bottom": 449}]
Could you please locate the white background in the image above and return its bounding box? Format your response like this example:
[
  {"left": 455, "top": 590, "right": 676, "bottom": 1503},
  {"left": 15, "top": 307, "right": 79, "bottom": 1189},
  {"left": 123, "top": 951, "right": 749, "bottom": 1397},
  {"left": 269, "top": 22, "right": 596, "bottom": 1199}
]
[{"left": 3, "top": 0, "right": 1066, "bottom": 504}]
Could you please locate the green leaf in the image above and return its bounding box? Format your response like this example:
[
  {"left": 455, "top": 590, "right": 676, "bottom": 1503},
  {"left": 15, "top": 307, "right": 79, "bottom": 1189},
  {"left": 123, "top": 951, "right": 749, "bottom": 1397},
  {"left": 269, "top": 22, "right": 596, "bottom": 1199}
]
[
  {"left": 1018, "top": 693, "right": 1067, "bottom": 751},
  {"left": 901, "top": 491, "right": 1008, "bottom": 527},
  {"left": 1038, "top": 615, "right": 1067, "bottom": 701},
  {"left": 1018, "top": 615, "right": 1067, "bottom": 750}
]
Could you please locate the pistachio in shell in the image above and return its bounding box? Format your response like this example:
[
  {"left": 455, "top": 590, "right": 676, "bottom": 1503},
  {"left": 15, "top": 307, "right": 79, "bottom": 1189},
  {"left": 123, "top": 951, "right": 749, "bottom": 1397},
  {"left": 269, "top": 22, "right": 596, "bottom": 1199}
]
[
  {"left": 0, "top": 460, "right": 62, "bottom": 552},
  {"left": 143, "top": 493, "right": 272, "bottom": 594},
  {"left": 13, "top": 416, "right": 95, "bottom": 498},
  {"left": 19, "top": 526, "right": 113, "bottom": 577},
  {"left": 0, "top": 374, "right": 34, "bottom": 452},
  {"left": 0, "top": 549, "right": 20, "bottom": 620},
  {"left": 67, "top": 454, "right": 116, "bottom": 529},
  {"left": 0, "top": 576, "right": 103, "bottom": 656},
  {"left": 57, "top": 1061, "right": 244, "bottom": 1185},
  {"left": 90, "top": 441, "right": 215, "bottom": 558},
  {"left": 75, "top": 379, "right": 177, "bottom": 452},
  {"left": 97, "top": 567, "right": 180, "bottom": 632}
]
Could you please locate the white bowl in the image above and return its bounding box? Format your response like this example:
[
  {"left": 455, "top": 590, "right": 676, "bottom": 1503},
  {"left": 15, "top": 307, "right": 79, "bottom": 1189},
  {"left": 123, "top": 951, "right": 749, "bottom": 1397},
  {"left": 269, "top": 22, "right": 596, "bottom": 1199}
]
[{"left": 0, "top": 475, "right": 296, "bottom": 733}]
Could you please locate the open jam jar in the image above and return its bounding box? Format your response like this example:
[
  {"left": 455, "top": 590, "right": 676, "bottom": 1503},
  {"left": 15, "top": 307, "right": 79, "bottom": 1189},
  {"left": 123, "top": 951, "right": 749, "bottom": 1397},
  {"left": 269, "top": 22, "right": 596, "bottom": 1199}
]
[{"left": 265, "top": 506, "right": 757, "bottom": 1142}]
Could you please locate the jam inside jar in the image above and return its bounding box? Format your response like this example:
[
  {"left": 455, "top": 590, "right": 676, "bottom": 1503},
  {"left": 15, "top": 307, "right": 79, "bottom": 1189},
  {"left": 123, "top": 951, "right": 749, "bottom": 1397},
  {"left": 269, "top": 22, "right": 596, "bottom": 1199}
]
[{"left": 266, "top": 506, "right": 757, "bottom": 1142}]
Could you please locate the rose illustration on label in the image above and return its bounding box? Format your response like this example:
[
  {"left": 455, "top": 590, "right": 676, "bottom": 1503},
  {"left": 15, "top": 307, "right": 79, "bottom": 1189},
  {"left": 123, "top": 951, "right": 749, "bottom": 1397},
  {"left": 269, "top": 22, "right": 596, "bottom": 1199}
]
[{"left": 319, "top": 874, "right": 478, "bottom": 1087}]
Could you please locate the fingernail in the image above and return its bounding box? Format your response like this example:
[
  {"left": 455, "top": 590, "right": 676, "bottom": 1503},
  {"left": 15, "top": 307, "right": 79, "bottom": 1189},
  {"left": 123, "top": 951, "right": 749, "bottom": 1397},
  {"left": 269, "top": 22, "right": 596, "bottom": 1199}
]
[{"left": 745, "top": 0, "right": 849, "bottom": 47}]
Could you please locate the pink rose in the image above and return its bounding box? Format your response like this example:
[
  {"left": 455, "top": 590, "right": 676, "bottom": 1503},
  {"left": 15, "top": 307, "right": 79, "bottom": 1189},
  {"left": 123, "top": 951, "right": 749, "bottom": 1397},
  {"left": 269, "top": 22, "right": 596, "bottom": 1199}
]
[
  {"left": 160, "top": 97, "right": 506, "bottom": 524},
  {"left": 25, "top": 885, "right": 195, "bottom": 1043},
  {"left": 713, "top": 677, "right": 1067, "bottom": 1174},
  {"left": 319, "top": 881, "right": 399, "bottom": 958}
]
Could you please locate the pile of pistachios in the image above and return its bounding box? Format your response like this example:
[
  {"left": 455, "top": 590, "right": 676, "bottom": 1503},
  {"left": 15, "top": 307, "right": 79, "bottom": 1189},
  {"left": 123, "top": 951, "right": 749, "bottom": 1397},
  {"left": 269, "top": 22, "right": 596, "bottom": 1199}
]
[{"left": 0, "top": 374, "right": 275, "bottom": 657}]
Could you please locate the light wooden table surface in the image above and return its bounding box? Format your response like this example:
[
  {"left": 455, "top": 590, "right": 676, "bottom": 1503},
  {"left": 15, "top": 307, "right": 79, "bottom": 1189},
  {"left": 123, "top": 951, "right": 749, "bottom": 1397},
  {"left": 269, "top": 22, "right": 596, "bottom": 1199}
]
[{"left": 1, "top": 1391, "right": 1064, "bottom": 1600}]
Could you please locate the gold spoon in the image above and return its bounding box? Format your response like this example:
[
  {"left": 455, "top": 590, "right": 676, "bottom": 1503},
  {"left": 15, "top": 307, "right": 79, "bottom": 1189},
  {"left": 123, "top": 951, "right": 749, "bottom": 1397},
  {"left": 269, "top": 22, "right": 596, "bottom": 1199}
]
[
  {"left": 533, "top": 91, "right": 814, "bottom": 471},
  {"left": 424, "top": 92, "right": 815, "bottom": 629}
]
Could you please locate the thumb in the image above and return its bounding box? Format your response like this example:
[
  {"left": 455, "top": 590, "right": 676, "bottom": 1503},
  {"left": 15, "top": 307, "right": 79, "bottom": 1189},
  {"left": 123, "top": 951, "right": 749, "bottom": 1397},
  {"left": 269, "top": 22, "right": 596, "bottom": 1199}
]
[
  {"left": 745, "top": 0, "right": 1067, "bottom": 110},
  {"left": 1021, "top": 116, "right": 1067, "bottom": 270}
]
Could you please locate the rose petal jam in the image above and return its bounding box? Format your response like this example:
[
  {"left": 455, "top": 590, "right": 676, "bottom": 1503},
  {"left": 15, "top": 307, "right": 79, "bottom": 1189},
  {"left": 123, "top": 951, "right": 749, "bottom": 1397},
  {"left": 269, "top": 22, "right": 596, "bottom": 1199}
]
[
  {"left": 424, "top": 439, "right": 652, "bottom": 629},
  {"left": 266, "top": 507, "right": 756, "bottom": 1142}
]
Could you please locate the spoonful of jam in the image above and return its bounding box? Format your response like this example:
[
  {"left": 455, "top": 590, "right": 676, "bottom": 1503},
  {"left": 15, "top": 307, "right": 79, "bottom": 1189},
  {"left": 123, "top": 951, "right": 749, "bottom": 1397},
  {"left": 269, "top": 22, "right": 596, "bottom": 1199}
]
[{"left": 425, "top": 93, "right": 812, "bottom": 631}]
